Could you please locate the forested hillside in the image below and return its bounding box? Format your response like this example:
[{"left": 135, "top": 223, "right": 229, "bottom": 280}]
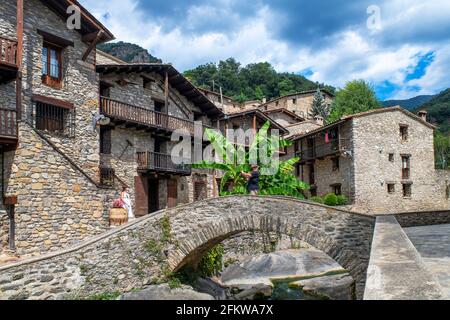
[
  {"left": 416, "top": 88, "right": 450, "bottom": 134},
  {"left": 97, "top": 41, "right": 162, "bottom": 63},
  {"left": 183, "top": 58, "right": 335, "bottom": 102},
  {"left": 382, "top": 95, "right": 435, "bottom": 110}
]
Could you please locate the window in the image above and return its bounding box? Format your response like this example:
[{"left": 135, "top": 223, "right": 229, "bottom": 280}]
[
  {"left": 310, "top": 187, "right": 317, "bottom": 197},
  {"left": 143, "top": 76, "right": 155, "bottom": 90},
  {"left": 388, "top": 153, "right": 394, "bottom": 162},
  {"left": 402, "top": 155, "right": 411, "bottom": 179},
  {"left": 387, "top": 183, "right": 395, "bottom": 194},
  {"left": 293, "top": 98, "right": 297, "bottom": 104},
  {"left": 332, "top": 157, "right": 340, "bottom": 171},
  {"left": 35, "top": 102, "right": 72, "bottom": 135},
  {"left": 331, "top": 184, "right": 342, "bottom": 196},
  {"left": 403, "top": 183, "right": 412, "bottom": 197},
  {"left": 308, "top": 164, "right": 315, "bottom": 185},
  {"left": 100, "top": 126, "right": 112, "bottom": 154},
  {"left": 400, "top": 125, "right": 409, "bottom": 141},
  {"left": 194, "top": 180, "right": 207, "bottom": 202},
  {"left": 42, "top": 42, "right": 63, "bottom": 88},
  {"left": 275, "top": 101, "right": 279, "bottom": 106}
]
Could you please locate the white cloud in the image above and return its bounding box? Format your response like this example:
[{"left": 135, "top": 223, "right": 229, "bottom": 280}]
[{"left": 81, "top": 0, "right": 450, "bottom": 100}]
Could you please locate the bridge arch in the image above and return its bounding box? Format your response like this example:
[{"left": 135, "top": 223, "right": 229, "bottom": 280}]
[{"left": 166, "top": 196, "right": 376, "bottom": 298}]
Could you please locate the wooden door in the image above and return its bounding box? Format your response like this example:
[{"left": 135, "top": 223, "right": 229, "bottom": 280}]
[
  {"left": 167, "top": 179, "right": 178, "bottom": 208},
  {"left": 149, "top": 179, "right": 159, "bottom": 213},
  {"left": 134, "top": 175, "right": 149, "bottom": 217}
]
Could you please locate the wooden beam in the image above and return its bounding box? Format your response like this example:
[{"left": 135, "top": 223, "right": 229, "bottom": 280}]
[
  {"left": 82, "top": 30, "right": 104, "bottom": 61},
  {"left": 164, "top": 71, "right": 169, "bottom": 112}
]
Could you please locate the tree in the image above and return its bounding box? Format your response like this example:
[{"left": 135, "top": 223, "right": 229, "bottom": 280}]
[
  {"left": 435, "top": 132, "right": 450, "bottom": 169},
  {"left": 327, "top": 80, "right": 381, "bottom": 123},
  {"left": 309, "top": 87, "right": 330, "bottom": 120},
  {"left": 192, "top": 121, "right": 310, "bottom": 198}
]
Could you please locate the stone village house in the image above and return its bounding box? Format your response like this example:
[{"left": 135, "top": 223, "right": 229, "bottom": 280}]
[
  {"left": 0, "top": 0, "right": 231, "bottom": 257},
  {"left": 285, "top": 107, "right": 450, "bottom": 214}
]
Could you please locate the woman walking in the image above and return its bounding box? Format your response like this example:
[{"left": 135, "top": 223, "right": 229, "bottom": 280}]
[{"left": 121, "top": 186, "right": 135, "bottom": 219}]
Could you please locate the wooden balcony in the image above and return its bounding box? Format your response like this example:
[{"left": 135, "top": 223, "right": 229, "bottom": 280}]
[
  {"left": 297, "top": 139, "right": 351, "bottom": 163},
  {"left": 137, "top": 151, "right": 191, "bottom": 175},
  {"left": 0, "top": 37, "right": 18, "bottom": 84},
  {"left": 100, "top": 96, "right": 195, "bottom": 135},
  {"left": 0, "top": 108, "right": 18, "bottom": 149}
]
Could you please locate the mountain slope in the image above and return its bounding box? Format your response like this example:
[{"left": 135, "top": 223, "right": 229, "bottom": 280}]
[
  {"left": 415, "top": 89, "right": 450, "bottom": 134},
  {"left": 97, "top": 41, "right": 162, "bottom": 63},
  {"left": 183, "top": 58, "right": 335, "bottom": 102},
  {"left": 382, "top": 95, "right": 435, "bottom": 110}
]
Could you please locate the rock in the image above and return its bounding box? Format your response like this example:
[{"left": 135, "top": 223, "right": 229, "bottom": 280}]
[
  {"left": 120, "top": 284, "right": 214, "bottom": 300},
  {"left": 221, "top": 249, "right": 347, "bottom": 287},
  {"left": 291, "top": 273, "right": 355, "bottom": 300},
  {"left": 233, "top": 284, "right": 273, "bottom": 300},
  {"left": 194, "top": 277, "right": 230, "bottom": 300}
]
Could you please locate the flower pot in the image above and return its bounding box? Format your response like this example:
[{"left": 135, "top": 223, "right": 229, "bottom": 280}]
[{"left": 109, "top": 207, "right": 128, "bottom": 227}]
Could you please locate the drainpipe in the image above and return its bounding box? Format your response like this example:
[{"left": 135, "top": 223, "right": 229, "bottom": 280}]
[{"left": 16, "top": 0, "right": 23, "bottom": 122}]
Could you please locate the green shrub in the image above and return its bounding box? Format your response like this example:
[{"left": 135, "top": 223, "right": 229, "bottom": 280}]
[
  {"left": 323, "top": 193, "right": 338, "bottom": 206},
  {"left": 198, "top": 244, "right": 224, "bottom": 277},
  {"left": 336, "top": 195, "right": 348, "bottom": 205},
  {"left": 310, "top": 196, "right": 324, "bottom": 204}
]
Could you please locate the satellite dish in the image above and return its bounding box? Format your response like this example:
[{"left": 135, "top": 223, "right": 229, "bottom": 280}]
[{"left": 98, "top": 116, "right": 111, "bottom": 126}]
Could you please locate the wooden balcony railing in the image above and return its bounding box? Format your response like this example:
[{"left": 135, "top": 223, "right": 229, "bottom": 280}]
[
  {"left": 137, "top": 151, "right": 191, "bottom": 175},
  {"left": 100, "top": 96, "right": 195, "bottom": 135},
  {"left": 297, "top": 139, "right": 351, "bottom": 162},
  {"left": 0, "top": 37, "right": 18, "bottom": 67},
  {"left": 0, "top": 108, "right": 17, "bottom": 138}
]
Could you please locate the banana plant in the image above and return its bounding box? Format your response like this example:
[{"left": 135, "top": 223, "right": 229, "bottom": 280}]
[{"left": 192, "top": 121, "right": 310, "bottom": 198}]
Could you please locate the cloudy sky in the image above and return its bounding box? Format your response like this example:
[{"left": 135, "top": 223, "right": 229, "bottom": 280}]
[{"left": 80, "top": 0, "right": 450, "bottom": 100}]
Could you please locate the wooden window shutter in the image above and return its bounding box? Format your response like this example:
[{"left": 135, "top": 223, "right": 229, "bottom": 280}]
[
  {"left": 167, "top": 179, "right": 178, "bottom": 208},
  {"left": 134, "top": 176, "right": 148, "bottom": 217}
]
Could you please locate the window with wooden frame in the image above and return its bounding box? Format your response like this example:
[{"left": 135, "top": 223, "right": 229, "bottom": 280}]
[
  {"left": 402, "top": 183, "right": 412, "bottom": 198},
  {"left": 388, "top": 153, "right": 394, "bottom": 162},
  {"left": 35, "top": 102, "right": 73, "bottom": 136},
  {"left": 387, "top": 183, "right": 395, "bottom": 194},
  {"left": 100, "top": 126, "right": 112, "bottom": 155},
  {"left": 42, "top": 42, "right": 63, "bottom": 88},
  {"left": 194, "top": 180, "right": 207, "bottom": 202},
  {"left": 401, "top": 155, "right": 411, "bottom": 179},
  {"left": 400, "top": 124, "right": 409, "bottom": 141},
  {"left": 332, "top": 157, "right": 340, "bottom": 172}
]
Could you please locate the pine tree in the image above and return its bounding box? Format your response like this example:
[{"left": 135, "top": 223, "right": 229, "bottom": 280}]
[{"left": 309, "top": 87, "right": 329, "bottom": 120}]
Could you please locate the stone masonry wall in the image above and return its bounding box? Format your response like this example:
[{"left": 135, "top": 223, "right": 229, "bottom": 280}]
[
  {"left": 19, "top": 0, "right": 101, "bottom": 180},
  {"left": 2, "top": 122, "right": 115, "bottom": 255},
  {"left": 0, "top": 196, "right": 375, "bottom": 300},
  {"left": 265, "top": 92, "right": 333, "bottom": 119},
  {"left": 352, "top": 110, "right": 448, "bottom": 214}
]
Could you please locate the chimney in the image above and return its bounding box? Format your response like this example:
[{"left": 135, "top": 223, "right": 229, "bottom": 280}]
[
  {"left": 417, "top": 110, "right": 428, "bottom": 122},
  {"left": 314, "top": 116, "right": 324, "bottom": 126},
  {"left": 262, "top": 97, "right": 267, "bottom": 104}
]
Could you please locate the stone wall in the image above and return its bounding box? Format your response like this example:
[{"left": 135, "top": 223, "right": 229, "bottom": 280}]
[
  {"left": 19, "top": 0, "right": 101, "bottom": 179},
  {"left": 0, "top": 196, "right": 375, "bottom": 300},
  {"left": 264, "top": 92, "right": 333, "bottom": 119},
  {"left": 394, "top": 210, "right": 450, "bottom": 228},
  {"left": 2, "top": 122, "right": 116, "bottom": 255},
  {"left": 352, "top": 110, "right": 448, "bottom": 214}
]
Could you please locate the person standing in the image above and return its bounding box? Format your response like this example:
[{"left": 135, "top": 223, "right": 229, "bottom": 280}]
[
  {"left": 121, "top": 186, "right": 135, "bottom": 219},
  {"left": 241, "top": 165, "right": 260, "bottom": 195}
]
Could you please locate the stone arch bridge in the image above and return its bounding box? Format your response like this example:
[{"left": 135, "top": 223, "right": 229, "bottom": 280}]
[{"left": 0, "top": 196, "right": 376, "bottom": 300}]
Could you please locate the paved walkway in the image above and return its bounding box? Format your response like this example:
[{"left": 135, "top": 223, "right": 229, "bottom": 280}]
[{"left": 405, "top": 224, "right": 450, "bottom": 299}]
